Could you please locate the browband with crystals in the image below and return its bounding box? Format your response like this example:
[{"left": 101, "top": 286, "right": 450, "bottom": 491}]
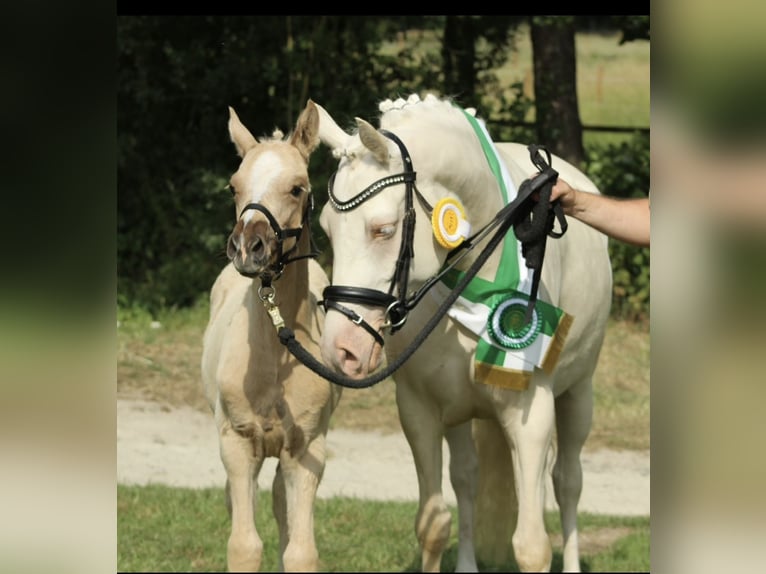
[{"left": 327, "top": 170, "right": 416, "bottom": 212}]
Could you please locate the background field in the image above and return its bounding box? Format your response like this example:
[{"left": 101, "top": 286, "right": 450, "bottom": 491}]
[
  {"left": 118, "top": 303, "right": 649, "bottom": 452},
  {"left": 117, "top": 292, "right": 649, "bottom": 572}
]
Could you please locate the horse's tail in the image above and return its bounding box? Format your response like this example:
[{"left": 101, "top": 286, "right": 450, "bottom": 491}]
[{"left": 473, "top": 418, "right": 517, "bottom": 567}]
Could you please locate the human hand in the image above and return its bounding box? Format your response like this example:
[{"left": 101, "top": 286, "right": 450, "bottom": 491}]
[
  {"left": 530, "top": 176, "right": 577, "bottom": 216},
  {"left": 549, "top": 178, "right": 577, "bottom": 215}
]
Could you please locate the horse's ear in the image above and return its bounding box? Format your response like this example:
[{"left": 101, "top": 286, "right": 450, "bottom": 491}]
[
  {"left": 290, "top": 100, "right": 320, "bottom": 161},
  {"left": 356, "top": 118, "right": 389, "bottom": 166},
  {"left": 228, "top": 106, "right": 258, "bottom": 158},
  {"left": 314, "top": 100, "right": 350, "bottom": 152}
]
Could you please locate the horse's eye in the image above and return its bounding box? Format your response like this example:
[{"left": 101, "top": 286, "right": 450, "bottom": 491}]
[
  {"left": 290, "top": 186, "right": 303, "bottom": 198},
  {"left": 373, "top": 224, "right": 396, "bottom": 239},
  {"left": 227, "top": 184, "right": 236, "bottom": 196}
]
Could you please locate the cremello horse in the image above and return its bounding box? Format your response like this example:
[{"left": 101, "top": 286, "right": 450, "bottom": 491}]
[
  {"left": 315, "top": 94, "right": 612, "bottom": 572},
  {"left": 201, "top": 101, "right": 340, "bottom": 572}
]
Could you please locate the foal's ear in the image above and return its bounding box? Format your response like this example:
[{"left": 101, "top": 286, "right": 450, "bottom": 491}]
[
  {"left": 356, "top": 118, "right": 389, "bottom": 166},
  {"left": 228, "top": 106, "right": 258, "bottom": 158},
  {"left": 290, "top": 100, "right": 320, "bottom": 161}
]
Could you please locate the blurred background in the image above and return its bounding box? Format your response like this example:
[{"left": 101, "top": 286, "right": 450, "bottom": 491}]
[
  {"left": 7, "top": 6, "right": 766, "bottom": 573},
  {"left": 116, "top": 15, "right": 650, "bottom": 322}
]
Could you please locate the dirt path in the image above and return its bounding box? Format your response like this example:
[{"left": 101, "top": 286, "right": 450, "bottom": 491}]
[{"left": 117, "top": 399, "right": 649, "bottom": 516}]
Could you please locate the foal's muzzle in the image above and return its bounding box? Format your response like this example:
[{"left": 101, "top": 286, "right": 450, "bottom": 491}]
[{"left": 228, "top": 202, "right": 304, "bottom": 280}]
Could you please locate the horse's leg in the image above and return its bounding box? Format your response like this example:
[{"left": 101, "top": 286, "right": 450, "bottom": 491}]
[
  {"left": 445, "top": 421, "right": 479, "bottom": 573},
  {"left": 220, "top": 426, "right": 263, "bottom": 572},
  {"left": 397, "top": 384, "right": 451, "bottom": 573},
  {"left": 473, "top": 417, "right": 516, "bottom": 567},
  {"left": 277, "top": 433, "right": 326, "bottom": 572},
  {"left": 552, "top": 380, "right": 593, "bottom": 573},
  {"left": 506, "top": 382, "right": 556, "bottom": 572}
]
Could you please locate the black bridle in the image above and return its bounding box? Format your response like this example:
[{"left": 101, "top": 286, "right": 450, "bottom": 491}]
[
  {"left": 321, "top": 130, "right": 433, "bottom": 345},
  {"left": 235, "top": 196, "right": 318, "bottom": 287},
  {"left": 319, "top": 130, "right": 567, "bottom": 349},
  {"left": 278, "top": 129, "right": 565, "bottom": 389}
]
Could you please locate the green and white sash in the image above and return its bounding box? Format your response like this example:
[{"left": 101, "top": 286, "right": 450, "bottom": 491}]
[{"left": 430, "top": 110, "right": 572, "bottom": 390}]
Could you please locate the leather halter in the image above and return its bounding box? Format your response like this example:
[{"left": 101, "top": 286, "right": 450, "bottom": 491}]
[
  {"left": 236, "top": 196, "right": 317, "bottom": 286},
  {"left": 321, "top": 130, "right": 433, "bottom": 345}
]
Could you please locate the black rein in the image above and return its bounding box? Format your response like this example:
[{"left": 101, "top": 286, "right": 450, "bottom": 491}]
[{"left": 277, "top": 139, "right": 564, "bottom": 389}]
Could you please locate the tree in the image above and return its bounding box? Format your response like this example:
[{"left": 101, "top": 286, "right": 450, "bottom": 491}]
[{"left": 530, "top": 16, "right": 584, "bottom": 166}]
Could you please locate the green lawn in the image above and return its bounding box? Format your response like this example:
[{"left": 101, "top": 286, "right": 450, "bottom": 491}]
[{"left": 118, "top": 484, "right": 649, "bottom": 572}]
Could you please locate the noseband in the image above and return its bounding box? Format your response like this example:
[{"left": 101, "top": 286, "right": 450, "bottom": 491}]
[
  {"left": 321, "top": 130, "right": 433, "bottom": 346},
  {"left": 236, "top": 196, "right": 317, "bottom": 285}
]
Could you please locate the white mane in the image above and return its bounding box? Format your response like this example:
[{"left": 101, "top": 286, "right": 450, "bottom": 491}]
[{"left": 376, "top": 93, "right": 477, "bottom": 134}]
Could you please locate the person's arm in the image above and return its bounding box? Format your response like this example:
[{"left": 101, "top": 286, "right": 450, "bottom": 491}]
[{"left": 550, "top": 178, "right": 650, "bottom": 247}]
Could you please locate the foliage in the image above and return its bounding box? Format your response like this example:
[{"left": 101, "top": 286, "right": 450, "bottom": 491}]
[
  {"left": 118, "top": 16, "right": 399, "bottom": 313},
  {"left": 118, "top": 16, "right": 649, "bottom": 321},
  {"left": 585, "top": 133, "right": 650, "bottom": 320}
]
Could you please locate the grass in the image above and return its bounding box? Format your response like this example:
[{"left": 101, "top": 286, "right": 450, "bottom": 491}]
[{"left": 117, "top": 483, "right": 650, "bottom": 572}]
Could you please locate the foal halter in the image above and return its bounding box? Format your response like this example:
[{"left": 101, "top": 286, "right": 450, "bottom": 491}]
[
  {"left": 235, "top": 196, "right": 318, "bottom": 286},
  {"left": 321, "top": 130, "right": 434, "bottom": 346}
]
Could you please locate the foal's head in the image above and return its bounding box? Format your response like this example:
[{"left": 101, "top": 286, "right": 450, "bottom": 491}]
[{"left": 225, "top": 102, "right": 319, "bottom": 278}]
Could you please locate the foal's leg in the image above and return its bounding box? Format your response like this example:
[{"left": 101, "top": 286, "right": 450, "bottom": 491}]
[
  {"left": 272, "top": 461, "right": 288, "bottom": 570},
  {"left": 505, "top": 382, "right": 556, "bottom": 572},
  {"left": 445, "top": 422, "right": 479, "bottom": 573},
  {"left": 397, "top": 384, "right": 451, "bottom": 573},
  {"left": 277, "top": 433, "right": 326, "bottom": 572},
  {"left": 552, "top": 379, "right": 593, "bottom": 573},
  {"left": 220, "top": 425, "right": 263, "bottom": 572}
]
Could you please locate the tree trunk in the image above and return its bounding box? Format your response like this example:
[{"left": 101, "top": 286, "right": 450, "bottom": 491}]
[
  {"left": 530, "top": 16, "right": 585, "bottom": 167},
  {"left": 441, "top": 15, "right": 477, "bottom": 100}
]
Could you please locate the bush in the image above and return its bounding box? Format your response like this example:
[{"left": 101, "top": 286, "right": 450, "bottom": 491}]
[{"left": 584, "top": 133, "right": 650, "bottom": 321}]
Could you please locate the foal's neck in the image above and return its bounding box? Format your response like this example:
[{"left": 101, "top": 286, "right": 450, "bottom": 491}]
[{"left": 253, "top": 233, "right": 313, "bottom": 336}]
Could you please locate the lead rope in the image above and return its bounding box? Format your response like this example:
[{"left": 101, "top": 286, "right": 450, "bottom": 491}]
[
  {"left": 276, "top": 207, "right": 515, "bottom": 388},
  {"left": 511, "top": 145, "right": 567, "bottom": 322}
]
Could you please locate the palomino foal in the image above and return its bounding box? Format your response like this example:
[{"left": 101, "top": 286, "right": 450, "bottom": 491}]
[{"left": 201, "top": 101, "right": 339, "bottom": 572}]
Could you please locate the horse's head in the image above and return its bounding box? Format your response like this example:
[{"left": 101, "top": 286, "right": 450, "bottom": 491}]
[
  {"left": 225, "top": 101, "right": 319, "bottom": 279},
  {"left": 315, "top": 95, "right": 488, "bottom": 378}
]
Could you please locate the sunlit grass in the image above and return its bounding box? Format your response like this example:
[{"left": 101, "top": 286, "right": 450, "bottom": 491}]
[{"left": 117, "top": 484, "right": 650, "bottom": 572}]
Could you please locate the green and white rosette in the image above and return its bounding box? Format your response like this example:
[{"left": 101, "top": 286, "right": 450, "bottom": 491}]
[{"left": 487, "top": 297, "right": 542, "bottom": 350}]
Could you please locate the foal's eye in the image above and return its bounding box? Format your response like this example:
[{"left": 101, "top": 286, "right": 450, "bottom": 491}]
[
  {"left": 227, "top": 184, "right": 236, "bottom": 196},
  {"left": 290, "top": 186, "right": 303, "bottom": 198}
]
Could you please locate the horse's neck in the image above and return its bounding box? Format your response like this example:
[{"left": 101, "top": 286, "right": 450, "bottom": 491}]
[{"left": 436, "top": 143, "right": 508, "bottom": 280}]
